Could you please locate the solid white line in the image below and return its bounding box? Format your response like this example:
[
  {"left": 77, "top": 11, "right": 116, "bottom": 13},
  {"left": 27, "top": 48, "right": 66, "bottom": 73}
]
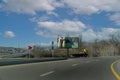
[
  {"left": 72, "top": 64, "right": 78, "bottom": 66},
  {"left": 40, "top": 71, "right": 55, "bottom": 77}
]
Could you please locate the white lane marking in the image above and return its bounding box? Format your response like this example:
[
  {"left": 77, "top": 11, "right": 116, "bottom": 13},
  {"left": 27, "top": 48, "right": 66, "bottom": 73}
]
[
  {"left": 67, "top": 59, "right": 74, "bottom": 61},
  {"left": 72, "top": 64, "right": 78, "bottom": 67},
  {"left": 40, "top": 71, "right": 55, "bottom": 77},
  {"left": 95, "top": 60, "right": 99, "bottom": 61},
  {"left": 86, "top": 61, "right": 91, "bottom": 63}
]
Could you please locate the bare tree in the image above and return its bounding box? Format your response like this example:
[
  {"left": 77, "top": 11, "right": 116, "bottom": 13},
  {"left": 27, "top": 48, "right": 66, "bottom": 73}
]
[{"left": 31, "top": 45, "right": 51, "bottom": 58}]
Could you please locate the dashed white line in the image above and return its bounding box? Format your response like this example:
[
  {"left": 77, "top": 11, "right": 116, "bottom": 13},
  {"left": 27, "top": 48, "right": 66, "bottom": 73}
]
[
  {"left": 95, "top": 60, "right": 99, "bottom": 61},
  {"left": 40, "top": 71, "right": 55, "bottom": 77},
  {"left": 72, "top": 64, "right": 78, "bottom": 67},
  {"left": 67, "top": 59, "right": 74, "bottom": 61},
  {"left": 86, "top": 61, "right": 91, "bottom": 63}
]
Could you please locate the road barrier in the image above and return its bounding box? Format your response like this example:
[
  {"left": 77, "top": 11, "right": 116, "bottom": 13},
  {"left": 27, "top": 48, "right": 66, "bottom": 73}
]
[{"left": 0, "top": 57, "right": 67, "bottom": 66}]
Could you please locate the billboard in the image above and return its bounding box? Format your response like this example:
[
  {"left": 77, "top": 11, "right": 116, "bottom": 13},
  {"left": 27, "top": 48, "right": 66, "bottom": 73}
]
[
  {"left": 57, "top": 36, "right": 79, "bottom": 49},
  {"left": 65, "top": 37, "right": 79, "bottom": 49}
]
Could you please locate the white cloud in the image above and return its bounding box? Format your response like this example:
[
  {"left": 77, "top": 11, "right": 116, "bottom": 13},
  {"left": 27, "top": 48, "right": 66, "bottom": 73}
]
[
  {"left": 82, "top": 28, "right": 120, "bottom": 42},
  {"left": 36, "top": 30, "right": 57, "bottom": 38},
  {"left": 0, "top": 0, "right": 63, "bottom": 15},
  {"left": 1, "top": 0, "right": 120, "bottom": 26},
  {"left": 36, "top": 20, "right": 86, "bottom": 37},
  {"left": 1, "top": 0, "right": 120, "bottom": 15},
  {"left": 97, "top": 28, "right": 119, "bottom": 40},
  {"left": 38, "top": 20, "right": 86, "bottom": 31},
  {"left": 82, "top": 29, "right": 97, "bottom": 42},
  {"left": 62, "top": 0, "right": 120, "bottom": 15},
  {"left": 110, "top": 13, "right": 120, "bottom": 26},
  {"left": 47, "top": 11, "right": 59, "bottom": 17},
  {"left": 4, "top": 31, "right": 15, "bottom": 38},
  {"left": 35, "top": 19, "right": 120, "bottom": 42},
  {"left": 30, "top": 11, "right": 59, "bottom": 23},
  {"left": 0, "top": 0, "right": 120, "bottom": 42}
]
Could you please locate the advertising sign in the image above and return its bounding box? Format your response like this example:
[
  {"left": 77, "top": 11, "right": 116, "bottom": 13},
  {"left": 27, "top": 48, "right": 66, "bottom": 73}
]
[
  {"left": 57, "top": 36, "right": 79, "bottom": 49},
  {"left": 65, "top": 37, "right": 79, "bottom": 49}
]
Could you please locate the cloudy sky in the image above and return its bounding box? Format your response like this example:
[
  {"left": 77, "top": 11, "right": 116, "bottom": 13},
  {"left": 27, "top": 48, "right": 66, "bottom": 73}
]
[{"left": 0, "top": 0, "right": 120, "bottom": 47}]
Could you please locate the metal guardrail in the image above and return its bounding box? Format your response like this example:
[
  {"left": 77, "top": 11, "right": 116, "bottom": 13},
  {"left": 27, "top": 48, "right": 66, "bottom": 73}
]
[{"left": 0, "top": 57, "right": 67, "bottom": 66}]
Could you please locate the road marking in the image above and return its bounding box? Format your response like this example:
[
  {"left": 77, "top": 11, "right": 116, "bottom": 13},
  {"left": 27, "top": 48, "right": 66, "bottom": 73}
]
[
  {"left": 111, "top": 61, "right": 120, "bottom": 80},
  {"left": 67, "top": 59, "right": 76, "bottom": 61},
  {"left": 95, "top": 60, "right": 99, "bottom": 61},
  {"left": 40, "top": 71, "right": 55, "bottom": 77},
  {"left": 72, "top": 64, "right": 78, "bottom": 66},
  {"left": 86, "top": 61, "right": 91, "bottom": 63}
]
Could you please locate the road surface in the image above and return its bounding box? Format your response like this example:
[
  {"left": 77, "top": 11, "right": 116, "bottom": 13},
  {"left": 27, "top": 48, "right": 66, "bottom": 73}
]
[{"left": 0, "top": 56, "right": 119, "bottom": 80}]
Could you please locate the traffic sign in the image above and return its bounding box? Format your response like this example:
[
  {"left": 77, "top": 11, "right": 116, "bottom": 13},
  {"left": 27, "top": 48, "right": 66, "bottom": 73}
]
[{"left": 28, "top": 46, "right": 33, "bottom": 50}]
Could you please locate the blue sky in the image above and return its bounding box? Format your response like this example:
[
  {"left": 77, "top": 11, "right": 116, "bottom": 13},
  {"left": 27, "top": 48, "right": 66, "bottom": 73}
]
[{"left": 0, "top": 0, "right": 120, "bottom": 48}]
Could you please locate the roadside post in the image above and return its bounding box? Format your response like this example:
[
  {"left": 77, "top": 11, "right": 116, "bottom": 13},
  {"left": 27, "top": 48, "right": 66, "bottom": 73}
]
[
  {"left": 28, "top": 46, "right": 33, "bottom": 59},
  {"left": 52, "top": 41, "right": 54, "bottom": 57}
]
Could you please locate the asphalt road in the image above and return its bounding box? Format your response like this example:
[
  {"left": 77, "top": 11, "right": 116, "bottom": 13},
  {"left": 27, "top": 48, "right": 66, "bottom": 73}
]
[{"left": 0, "top": 56, "right": 119, "bottom": 80}]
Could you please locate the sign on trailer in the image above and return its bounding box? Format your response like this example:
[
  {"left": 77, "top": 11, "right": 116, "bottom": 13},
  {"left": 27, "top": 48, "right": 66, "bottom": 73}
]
[{"left": 65, "top": 37, "right": 79, "bottom": 49}]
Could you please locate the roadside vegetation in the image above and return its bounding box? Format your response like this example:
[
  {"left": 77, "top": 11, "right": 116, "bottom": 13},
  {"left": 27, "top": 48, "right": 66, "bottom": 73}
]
[{"left": 31, "top": 32, "right": 120, "bottom": 58}]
